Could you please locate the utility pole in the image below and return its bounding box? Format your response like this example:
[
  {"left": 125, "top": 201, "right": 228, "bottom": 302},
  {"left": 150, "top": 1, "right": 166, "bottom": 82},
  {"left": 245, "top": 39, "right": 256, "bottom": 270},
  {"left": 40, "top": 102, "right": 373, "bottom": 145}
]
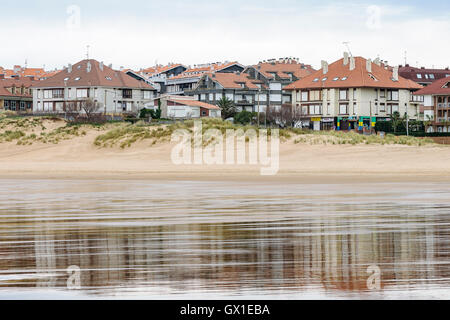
[
  {"left": 406, "top": 112, "right": 409, "bottom": 136},
  {"left": 257, "top": 88, "right": 261, "bottom": 127}
]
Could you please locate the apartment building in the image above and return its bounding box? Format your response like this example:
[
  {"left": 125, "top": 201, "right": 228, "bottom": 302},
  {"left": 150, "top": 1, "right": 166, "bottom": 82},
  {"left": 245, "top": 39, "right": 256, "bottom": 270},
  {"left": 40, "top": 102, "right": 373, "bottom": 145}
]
[
  {"left": 0, "top": 78, "right": 34, "bottom": 113},
  {"left": 414, "top": 77, "right": 450, "bottom": 132},
  {"left": 244, "top": 58, "right": 315, "bottom": 107},
  {"left": 166, "top": 62, "right": 244, "bottom": 96},
  {"left": 188, "top": 58, "right": 314, "bottom": 113},
  {"left": 285, "top": 53, "right": 423, "bottom": 131},
  {"left": 188, "top": 71, "right": 267, "bottom": 113},
  {"left": 32, "top": 59, "right": 157, "bottom": 114},
  {"left": 399, "top": 65, "right": 450, "bottom": 86}
]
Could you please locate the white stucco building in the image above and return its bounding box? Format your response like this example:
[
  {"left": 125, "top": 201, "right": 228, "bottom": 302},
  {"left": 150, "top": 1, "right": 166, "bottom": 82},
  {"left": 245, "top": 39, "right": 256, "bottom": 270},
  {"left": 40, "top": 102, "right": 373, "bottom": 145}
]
[{"left": 32, "top": 59, "right": 157, "bottom": 115}]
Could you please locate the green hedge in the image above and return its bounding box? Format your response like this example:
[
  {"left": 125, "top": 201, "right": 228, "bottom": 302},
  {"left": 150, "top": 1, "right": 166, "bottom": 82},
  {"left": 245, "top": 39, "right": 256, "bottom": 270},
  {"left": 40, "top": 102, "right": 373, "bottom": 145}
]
[
  {"left": 375, "top": 120, "right": 425, "bottom": 134},
  {"left": 388, "top": 132, "right": 450, "bottom": 137}
]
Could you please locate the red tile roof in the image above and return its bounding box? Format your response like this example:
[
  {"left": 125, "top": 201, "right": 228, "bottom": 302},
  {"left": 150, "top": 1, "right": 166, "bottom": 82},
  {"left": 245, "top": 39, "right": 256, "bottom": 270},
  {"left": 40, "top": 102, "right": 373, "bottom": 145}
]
[
  {"left": 399, "top": 65, "right": 450, "bottom": 84},
  {"left": 168, "top": 62, "right": 243, "bottom": 80},
  {"left": 0, "top": 78, "right": 34, "bottom": 97},
  {"left": 32, "top": 59, "right": 155, "bottom": 90},
  {"left": 142, "top": 64, "right": 185, "bottom": 76},
  {"left": 414, "top": 76, "right": 450, "bottom": 95},
  {"left": 0, "top": 66, "right": 49, "bottom": 79},
  {"left": 205, "top": 72, "right": 266, "bottom": 90},
  {"left": 252, "top": 61, "right": 315, "bottom": 80},
  {"left": 285, "top": 57, "right": 422, "bottom": 90}
]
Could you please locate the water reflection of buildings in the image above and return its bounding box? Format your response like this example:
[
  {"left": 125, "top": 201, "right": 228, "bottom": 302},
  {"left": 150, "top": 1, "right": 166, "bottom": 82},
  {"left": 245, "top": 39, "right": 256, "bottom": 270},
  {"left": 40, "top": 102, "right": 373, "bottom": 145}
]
[{"left": 1, "top": 213, "right": 448, "bottom": 295}]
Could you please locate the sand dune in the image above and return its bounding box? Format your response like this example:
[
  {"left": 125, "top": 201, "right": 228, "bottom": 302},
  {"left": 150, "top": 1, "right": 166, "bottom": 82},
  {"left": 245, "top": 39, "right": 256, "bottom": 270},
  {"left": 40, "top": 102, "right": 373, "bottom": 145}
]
[{"left": 1, "top": 126, "right": 449, "bottom": 183}]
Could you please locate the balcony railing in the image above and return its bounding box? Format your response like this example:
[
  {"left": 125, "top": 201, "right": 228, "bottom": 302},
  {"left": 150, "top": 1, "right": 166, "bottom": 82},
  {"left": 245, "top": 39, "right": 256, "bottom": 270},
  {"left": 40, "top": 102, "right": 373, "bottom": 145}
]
[
  {"left": 437, "top": 103, "right": 450, "bottom": 109},
  {"left": 235, "top": 100, "right": 253, "bottom": 105}
]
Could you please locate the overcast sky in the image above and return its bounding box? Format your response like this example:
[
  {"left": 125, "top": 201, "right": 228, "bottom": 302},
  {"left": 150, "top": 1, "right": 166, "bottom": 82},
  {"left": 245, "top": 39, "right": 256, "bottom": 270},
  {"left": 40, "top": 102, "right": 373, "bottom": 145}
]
[{"left": 0, "top": 0, "right": 449, "bottom": 70}]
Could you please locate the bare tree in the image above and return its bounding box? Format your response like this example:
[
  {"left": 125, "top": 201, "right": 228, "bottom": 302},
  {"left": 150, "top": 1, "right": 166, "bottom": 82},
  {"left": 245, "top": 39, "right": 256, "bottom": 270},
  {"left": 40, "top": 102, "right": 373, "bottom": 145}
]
[{"left": 80, "top": 98, "right": 101, "bottom": 120}]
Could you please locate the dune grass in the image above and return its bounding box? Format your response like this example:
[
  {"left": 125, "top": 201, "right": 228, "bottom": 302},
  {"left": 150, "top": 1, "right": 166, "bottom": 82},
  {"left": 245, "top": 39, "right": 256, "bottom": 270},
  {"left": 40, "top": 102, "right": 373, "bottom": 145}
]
[
  {"left": 294, "top": 131, "right": 435, "bottom": 146},
  {"left": 0, "top": 117, "right": 437, "bottom": 148},
  {"left": 93, "top": 118, "right": 436, "bottom": 148}
]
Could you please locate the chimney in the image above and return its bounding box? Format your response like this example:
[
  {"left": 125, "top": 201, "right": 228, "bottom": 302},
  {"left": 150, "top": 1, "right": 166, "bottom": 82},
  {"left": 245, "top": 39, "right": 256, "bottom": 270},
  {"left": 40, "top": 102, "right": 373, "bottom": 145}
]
[
  {"left": 343, "top": 52, "right": 349, "bottom": 66},
  {"left": 374, "top": 58, "right": 381, "bottom": 66},
  {"left": 321, "top": 60, "right": 328, "bottom": 74},
  {"left": 120, "top": 66, "right": 124, "bottom": 72},
  {"left": 349, "top": 57, "right": 356, "bottom": 71},
  {"left": 0, "top": 74, "right": 4, "bottom": 80},
  {"left": 366, "top": 59, "right": 372, "bottom": 73},
  {"left": 99, "top": 62, "right": 104, "bottom": 71},
  {"left": 108, "top": 64, "right": 112, "bottom": 68},
  {"left": 393, "top": 66, "right": 399, "bottom": 81},
  {"left": 87, "top": 61, "right": 92, "bottom": 73},
  {"left": 68, "top": 64, "right": 72, "bottom": 73}
]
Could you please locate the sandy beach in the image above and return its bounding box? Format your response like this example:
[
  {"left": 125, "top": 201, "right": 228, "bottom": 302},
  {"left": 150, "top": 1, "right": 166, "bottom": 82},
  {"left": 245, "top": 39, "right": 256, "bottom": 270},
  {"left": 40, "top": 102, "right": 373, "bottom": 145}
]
[{"left": 0, "top": 121, "right": 449, "bottom": 183}]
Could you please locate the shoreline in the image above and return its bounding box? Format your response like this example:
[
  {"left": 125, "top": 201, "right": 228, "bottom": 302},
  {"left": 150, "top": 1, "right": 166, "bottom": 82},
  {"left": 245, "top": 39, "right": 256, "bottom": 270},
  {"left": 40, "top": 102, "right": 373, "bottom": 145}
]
[{"left": 1, "top": 170, "right": 449, "bottom": 183}]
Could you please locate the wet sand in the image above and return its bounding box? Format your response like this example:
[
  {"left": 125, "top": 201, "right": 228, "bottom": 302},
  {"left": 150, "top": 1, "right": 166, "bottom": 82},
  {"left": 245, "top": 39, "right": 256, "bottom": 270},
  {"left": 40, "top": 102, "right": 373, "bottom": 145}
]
[{"left": 0, "top": 179, "right": 449, "bottom": 299}]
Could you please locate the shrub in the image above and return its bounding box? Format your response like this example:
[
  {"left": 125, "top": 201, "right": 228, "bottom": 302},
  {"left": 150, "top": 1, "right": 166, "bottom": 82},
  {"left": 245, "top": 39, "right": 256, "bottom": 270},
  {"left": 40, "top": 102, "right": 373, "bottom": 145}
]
[{"left": 234, "top": 111, "right": 255, "bottom": 125}]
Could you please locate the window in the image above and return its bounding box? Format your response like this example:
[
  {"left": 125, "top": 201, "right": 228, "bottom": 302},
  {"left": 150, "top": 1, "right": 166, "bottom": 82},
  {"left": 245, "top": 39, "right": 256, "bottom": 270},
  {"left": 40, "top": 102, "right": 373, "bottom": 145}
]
[
  {"left": 301, "top": 105, "right": 308, "bottom": 115},
  {"left": 43, "top": 102, "right": 52, "bottom": 111},
  {"left": 333, "top": 77, "right": 339, "bottom": 81},
  {"left": 122, "top": 89, "right": 132, "bottom": 99},
  {"left": 105, "top": 77, "right": 112, "bottom": 81},
  {"left": 379, "top": 103, "right": 386, "bottom": 112},
  {"left": 143, "top": 91, "right": 152, "bottom": 99},
  {"left": 313, "top": 78, "right": 319, "bottom": 82},
  {"left": 339, "top": 89, "right": 348, "bottom": 100},
  {"left": 341, "top": 77, "right": 348, "bottom": 81},
  {"left": 417, "top": 74, "right": 422, "bottom": 79},
  {"left": 301, "top": 91, "right": 308, "bottom": 101},
  {"left": 52, "top": 89, "right": 64, "bottom": 99},
  {"left": 380, "top": 89, "right": 386, "bottom": 98},
  {"left": 429, "top": 74, "right": 435, "bottom": 79},
  {"left": 64, "top": 77, "right": 70, "bottom": 81},
  {"left": 74, "top": 77, "right": 81, "bottom": 81},
  {"left": 389, "top": 103, "right": 399, "bottom": 113},
  {"left": 76, "top": 89, "right": 88, "bottom": 98},
  {"left": 388, "top": 90, "right": 399, "bottom": 101},
  {"left": 339, "top": 104, "right": 348, "bottom": 114},
  {"left": 44, "top": 90, "right": 52, "bottom": 99},
  {"left": 309, "top": 90, "right": 321, "bottom": 101},
  {"left": 322, "top": 77, "right": 327, "bottom": 81}
]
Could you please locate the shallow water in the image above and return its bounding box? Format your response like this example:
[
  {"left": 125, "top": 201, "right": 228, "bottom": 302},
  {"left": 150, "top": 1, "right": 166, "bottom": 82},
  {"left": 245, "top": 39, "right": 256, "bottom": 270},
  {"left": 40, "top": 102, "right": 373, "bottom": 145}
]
[{"left": 0, "top": 179, "right": 449, "bottom": 299}]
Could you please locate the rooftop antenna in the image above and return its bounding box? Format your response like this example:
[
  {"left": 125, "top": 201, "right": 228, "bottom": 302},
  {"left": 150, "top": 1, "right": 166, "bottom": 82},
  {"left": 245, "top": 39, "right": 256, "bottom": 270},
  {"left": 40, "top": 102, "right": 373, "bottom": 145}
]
[
  {"left": 343, "top": 42, "right": 353, "bottom": 58},
  {"left": 86, "top": 45, "right": 90, "bottom": 60},
  {"left": 25, "top": 59, "right": 28, "bottom": 69},
  {"left": 404, "top": 50, "right": 407, "bottom": 65}
]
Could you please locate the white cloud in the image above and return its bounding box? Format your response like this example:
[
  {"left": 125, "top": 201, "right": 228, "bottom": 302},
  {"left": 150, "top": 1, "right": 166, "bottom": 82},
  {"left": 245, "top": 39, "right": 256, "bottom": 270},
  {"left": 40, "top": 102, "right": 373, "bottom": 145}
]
[{"left": 0, "top": 2, "right": 448, "bottom": 70}]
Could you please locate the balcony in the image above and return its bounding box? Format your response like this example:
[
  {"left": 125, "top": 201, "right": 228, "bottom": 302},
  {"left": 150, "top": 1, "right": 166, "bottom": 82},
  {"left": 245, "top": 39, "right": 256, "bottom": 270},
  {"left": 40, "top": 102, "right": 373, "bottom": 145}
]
[{"left": 235, "top": 100, "right": 253, "bottom": 105}]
